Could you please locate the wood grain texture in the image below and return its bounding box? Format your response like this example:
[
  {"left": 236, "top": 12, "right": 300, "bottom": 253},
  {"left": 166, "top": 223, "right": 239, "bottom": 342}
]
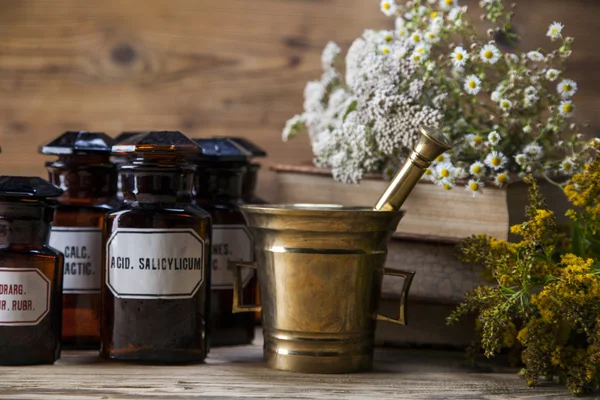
[
  {"left": 0, "top": 0, "right": 598, "bottom": 202},
  {"left": 0, "top": 329, "right": 572, "bottom": 399}
]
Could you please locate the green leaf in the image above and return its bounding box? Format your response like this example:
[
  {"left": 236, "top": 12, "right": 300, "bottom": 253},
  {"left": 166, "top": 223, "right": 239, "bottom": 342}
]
[{"left": 570, "top": 223, "right": 586, "bottom": 257}]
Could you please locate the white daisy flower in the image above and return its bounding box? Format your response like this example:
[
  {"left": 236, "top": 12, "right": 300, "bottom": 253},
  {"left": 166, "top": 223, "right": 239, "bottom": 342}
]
[
  {"left": 428, "top": 0, "right": 437, "bottom": 3},
  {"left": 450, "top": 46, "right": 469, "bottom": 67},
  {"left": 431, "top": 16, "right": 444, "bottom": 27},
  {"left": 440, "top": 0, "right": 458, "bottom": 10},
  {"left": 434, "top": 153, "right": 450, "bottom": 164},
  {"left": 436, "top": 162, "right": 457, "bottom": 180},
  {"left": 414, "top": 44, "right": 430, "bottom": 55},
  {"left": 545, "top": 69, "right": 560, "bottom": 81},
  {"left": 559, "top": 100, "right": 575, "bottom": 117},
  {"left": 464, "top": 75, "right": 482, "bottom": 95},
  {"left": 417, "top": 5, "right": 428, "bottom": 16},
  {"left": 422, "top": 166, "right": 437, "bottom": 181},
  {"left": 380, "top": 0, "right": 397, "bottom": 16},
  {"left": 559, "top": 157, "right": 575, "bottom": 175},
  {"left": 410, "top": 31, "right": 423, "bottom": 45},
  {"left": 466, "top": 134, "right": 484, "bottom": 148},
  {"left": 514, "top": 154, "right": 528, "bottom": 166},
  {"left": 380, "top": 45, "right": 392, "bottom": 55},
  {"left": 455, "top": 167, "right": 468, "bottom": 179},
  {"left": 469, "top": 161, "right": 486, "bottom": 177},
  {"left": 505, "top": 53, "right": 519, "bottom": 64},
  {"left": 488, "top": 131, "right": 501, "bottom": 145},
  {"left": 484, "top": 151, "right": 508, "bottom": 170},
  {"left": 447, "top": 6, "right": 463, "bottom": 21},
  {"left": 527, "top": 51, "right": 544, "bottom": 62},
  {"left": 380, "top": 30, "right": 395, "bottom": 43},
  {"left": 499, "top": 98, "right": 513, "bottom": 111},
  {"left": 494, "top": 172, "right": 510, "bottom": 187},
  {"left": 557, "top": 79, "right": 578, "bottom": 98},
  {"left": 437, "top": 180, "right": 455, "bottom": 191},
  {"left": 523, "top": 143, "right": 544, "bottom": 160},
  {"left": 524, "top": 94, "right": 539, "bottom": 108},
  {"left": 491, "top": 91, "right": 501, "bottom": 102},
  {"left": 466, "top": 179, "right": 484, "bottom": 196},
  {"left": 425, "top": 30, "right": 440, "bottom": 43},
  {"left": 480, "top": 43, "right": 501, "bottom": 64},
  {"left": 546, "top": 22, "right": 564, "bottom": 41},
  {"left": 395, "top": 17, "right": 405, "bottom": 30},
  {"left": 524, "top": 86, "right": 537, "bottom": 96},
  {"left": 410, "top": 51, "right": 427, "bottom": 63}
]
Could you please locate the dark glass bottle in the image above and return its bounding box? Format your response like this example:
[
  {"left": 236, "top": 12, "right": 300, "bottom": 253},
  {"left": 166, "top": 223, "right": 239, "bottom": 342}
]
[
  {"left": 192, "top": 138, "right": 256, "bottom": 346},
  {"left": 102, "top": 131, "right": 211, "bottom": 363},
  {"left": 113, "top": 132, "right": 145, "bottom": 201},
  {"left": 228, "top": 137, "right": 268, "bottom": 204},
  {"left": 41, "top": 131, "right": 118, "bottom": 349},
  {"left": 0, "top": 176, "right": 64, "bottom": 365}
]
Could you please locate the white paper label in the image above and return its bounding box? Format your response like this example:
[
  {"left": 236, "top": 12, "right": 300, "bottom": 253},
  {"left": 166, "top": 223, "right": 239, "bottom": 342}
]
[
  {"left": 49, "top": 227, "right": 102, "bottom": 294},
  {"left": 0, "top": 268, "right": 51, "bottom": 326},
  {"left": 211, "top": 225, "right": 254, "bottom": 289},
  {"left": 106, "top": 228, "right": 205, "bottom": 299}
]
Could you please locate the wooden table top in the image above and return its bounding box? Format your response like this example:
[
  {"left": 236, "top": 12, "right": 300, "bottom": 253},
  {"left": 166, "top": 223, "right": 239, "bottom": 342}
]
[{"left": 0, "top": 330, "right": 572, "bottom": 399}]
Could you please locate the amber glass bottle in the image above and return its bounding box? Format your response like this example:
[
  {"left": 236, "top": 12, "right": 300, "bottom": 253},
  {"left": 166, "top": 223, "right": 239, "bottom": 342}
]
[
  {"left": 228, "top": 138, "right": 267, "bottom": 324},
  {"left": 0, "top": 176, "right": 64, "bottom": 365},
  {"left": 102, "top": 131, "right": 211, "bottom": 363},
  {"left": 193, "top": 138, "right": 256, "bottom": 346},
  {"left": 229, "top": 137, "right": 268, "bottom": 205},
  {"left": 41, "top": 131, "right": 118, "bottom": 349},
  {"left": 113, "top": 132, "right": 144, "bottom": 201}
]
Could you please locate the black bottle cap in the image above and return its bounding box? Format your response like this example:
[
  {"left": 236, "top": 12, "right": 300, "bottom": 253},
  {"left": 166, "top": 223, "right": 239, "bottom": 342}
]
[
  {"left": 226, "top": 137, "right": 267, "bottom": 158},
  {"left": 192, "top": 138, "right": 252, "bottom": 162},
  {"left": 0, "top": 176, "right": 63, "bottom": 199},
  {"left": 112, "top": 131, "right": 201, "bottom": 155},
  {"left": 40, "top": 131, "right": 115, "bottom": 155},
  {"left": 114, "top": 132, "right": 146, "bottom": 143}
]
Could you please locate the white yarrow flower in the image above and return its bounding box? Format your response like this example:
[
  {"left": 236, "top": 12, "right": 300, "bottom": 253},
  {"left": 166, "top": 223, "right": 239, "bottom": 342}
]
[
  {"left": 480, "top": 43, "right": 501, "bottom": 64},
  {"left": 469, "top": 161, "right": 486, "bottom": 177},
  {"left": 545, "top": 69, "right": 560, "bottom": 81},
  {"left": 411, "top": 51, "right": 427, "bottom": 63},
  {"left": 466, "top": 179, "right": 484, "bottom": 196},
  {"left": 450, "top": 46, "right": 469, "bottom": 67},
  {"left": 557, "top": 79, "right": 578, "bottom": 98},
  {"left": 488, "top": 131, "right": 501, "bottom": 145},
  {"left": 527, "top": 51, "right": 544, "bottom": 62},
  {"left": 547, "top": 22, "right": 564, "bottom": 40},
  {"left": 524, "top": 86, "right": 537, "bottom": 96},
  {"left": 380, "top": 0, "right": 397, "bottom": 16},
  {"left": 484, "top": 151, "right": 508, "bottom": 170},
  {"left": 464, "top": 75, "right": 482, "bottom": 95},
  {"left": 559, "top": 100, "right": 575, "bottom": 117}
]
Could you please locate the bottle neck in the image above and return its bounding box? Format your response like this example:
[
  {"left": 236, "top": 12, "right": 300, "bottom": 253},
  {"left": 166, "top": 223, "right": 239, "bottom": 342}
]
[
  {"left": 120, "top": 160, "right": 196, "bottom": 205},
  {"left": 0, "top": 200, "right": 54, "bottom": 247},
  {"left": 194, "top": 163, "right": 246, "bottom": 201},
  {"left": 241, "top": 163, "right": 260, "bottom": 200},
  {"left": 46, "top": 155, "right": 117, "bottom": 204}
]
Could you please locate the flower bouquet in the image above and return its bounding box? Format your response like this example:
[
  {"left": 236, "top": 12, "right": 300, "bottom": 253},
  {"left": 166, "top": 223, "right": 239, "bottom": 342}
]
[{"left": 282, "top": 0, "right": 594, "bottom": 196}]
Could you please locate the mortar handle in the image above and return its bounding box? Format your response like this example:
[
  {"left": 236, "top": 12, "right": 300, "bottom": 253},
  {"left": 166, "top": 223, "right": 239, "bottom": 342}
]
[
  {"left": 230, "top": 261, "right": 262, "bottom": 313},
  {"left": 377, "top": 268, "right": 415, "bottom": 325}
]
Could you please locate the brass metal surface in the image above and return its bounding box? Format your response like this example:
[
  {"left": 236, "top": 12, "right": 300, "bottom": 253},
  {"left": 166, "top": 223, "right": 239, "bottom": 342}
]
[
  {"left": 374, "top": 126, "right": 452, "bottom": 212},
  {"left": 231, "top": 204, "right": 414, "bottom": 374}
]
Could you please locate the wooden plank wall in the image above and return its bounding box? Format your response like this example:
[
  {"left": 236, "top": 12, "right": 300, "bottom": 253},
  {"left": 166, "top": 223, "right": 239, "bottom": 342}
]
[{"left": 0, "top": 0, "right": 598, "bottom": 201}]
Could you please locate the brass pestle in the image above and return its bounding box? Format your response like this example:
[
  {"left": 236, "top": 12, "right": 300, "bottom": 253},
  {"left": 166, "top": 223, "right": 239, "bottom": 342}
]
[{"left": 374, "top": 125, "right": 452, "bottom": 212}]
